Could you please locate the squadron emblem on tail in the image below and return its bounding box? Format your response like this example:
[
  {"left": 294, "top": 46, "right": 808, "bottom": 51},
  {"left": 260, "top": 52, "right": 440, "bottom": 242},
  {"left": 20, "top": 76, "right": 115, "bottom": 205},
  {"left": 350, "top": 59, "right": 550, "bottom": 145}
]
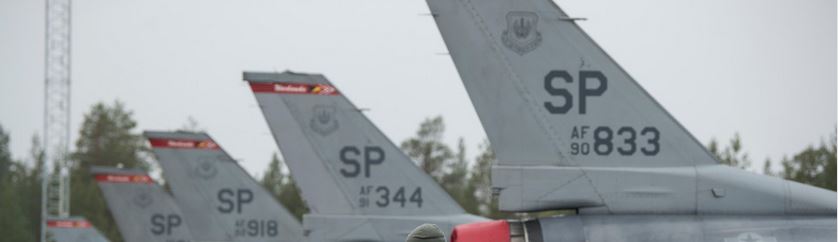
[
  {"left": 194, "top": 158, "right": 218, "bottom": 180},
  {"left": 133, "top": 191, "right": 153, "bottom": 208},
  {"left": 502, "top": 11, "right": 542, "bottom": 55},
  {"left": 310, "top": 105, "right": 339, "bottom": 136}
]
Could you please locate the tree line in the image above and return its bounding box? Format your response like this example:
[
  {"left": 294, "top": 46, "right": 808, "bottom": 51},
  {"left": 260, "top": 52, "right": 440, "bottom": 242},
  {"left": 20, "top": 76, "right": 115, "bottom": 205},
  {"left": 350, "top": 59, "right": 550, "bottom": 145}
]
[{"left": 0, "top": 102, "right": 835, "bottom": 241}]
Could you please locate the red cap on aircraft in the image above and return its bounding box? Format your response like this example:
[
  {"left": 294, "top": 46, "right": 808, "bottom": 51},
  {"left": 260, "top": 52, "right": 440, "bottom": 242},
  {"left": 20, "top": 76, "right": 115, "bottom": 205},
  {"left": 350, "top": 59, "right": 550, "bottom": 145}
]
[
  {"left": 451, "top": 220, "right": 510, "bottom": 242},
  {"left": 94, "top": 173, "right": 153, "bottom": 184},
  {"left": 249, "top": 82, "right": 339, "bottom": 95},
  {"left": 148, "top": 138, "right": 220, "bottom": 150},
  {"left": 47, "top": 219, "right": 92, "bottom": 228}
]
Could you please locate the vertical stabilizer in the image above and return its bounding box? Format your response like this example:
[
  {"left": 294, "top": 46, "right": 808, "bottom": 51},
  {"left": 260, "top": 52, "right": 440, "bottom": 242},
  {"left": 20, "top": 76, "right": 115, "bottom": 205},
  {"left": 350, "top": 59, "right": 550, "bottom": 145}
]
[
  {"left": 426, "top": 0, "right": 716, "bottom": 167},
  {"left": 45, "top": 217, "right": 110, "bottom": 242},
  {"left": 243, "top": 71, "right": 465, "bottom": 216},
  {"left": 91, "top": 166, "right": 194, "bottom": 242},
  {"left": 425, "top": 0, "right": 836, "bottom": 215},
  {"left": 145, "top": 131, "right": 304, "bottom": 242}
]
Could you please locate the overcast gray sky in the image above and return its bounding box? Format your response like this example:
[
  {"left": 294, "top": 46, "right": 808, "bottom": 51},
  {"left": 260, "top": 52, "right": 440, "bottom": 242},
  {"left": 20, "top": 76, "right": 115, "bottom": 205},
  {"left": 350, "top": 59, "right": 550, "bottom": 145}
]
[{"left": 1, "top": 0, "right": 835, "bottom": 176}]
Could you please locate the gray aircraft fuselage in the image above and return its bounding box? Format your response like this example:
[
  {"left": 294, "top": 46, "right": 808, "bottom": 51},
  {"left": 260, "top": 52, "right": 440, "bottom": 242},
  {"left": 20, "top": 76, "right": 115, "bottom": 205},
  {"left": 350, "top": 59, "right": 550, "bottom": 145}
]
[
  {"left": 511, "top": 215, "right": 835, "bottom": 242},
  {"left": 45, "top": 217, "right": 111, "bottom": 242},
  {"left": 243, "top": 71, "right": 490, "bottom": 242},
  {"left": 424, "top": 0, "right": 837, "bottom": 241},
  {"left": 304, "top": 213, "right": 486, "bottom": 242}
]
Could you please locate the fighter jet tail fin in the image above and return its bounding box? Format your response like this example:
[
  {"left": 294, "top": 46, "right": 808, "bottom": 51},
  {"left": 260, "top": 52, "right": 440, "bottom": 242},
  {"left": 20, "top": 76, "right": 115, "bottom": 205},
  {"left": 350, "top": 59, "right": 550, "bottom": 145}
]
[
  {"left": 426, "top": 0, "right": 836, "bottom": 215},
  {"left": 91, "top": 166, "right": 193, "bottom": 242},
  {"left": 45, "top": 217, "right": 111, "bottom": 242},
  {"left": 244, "top": 71, "right": 466, "bottom": 216},
  {"left": 426, "top": 0, "right": 716, "bottom": 168},
  {"left": 144, "top": 131, "right": 304, "bottom": 242}
]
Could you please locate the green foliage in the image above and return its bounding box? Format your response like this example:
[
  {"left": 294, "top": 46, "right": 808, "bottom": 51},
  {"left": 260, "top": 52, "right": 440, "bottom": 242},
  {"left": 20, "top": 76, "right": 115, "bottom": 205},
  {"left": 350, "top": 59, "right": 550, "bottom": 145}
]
[
  {"left": 1, "top": 104, "right": 835, "bottom": 242},
  {"left": 0, "top": 128, "right": 43, "bottom": 241},
  {"left": 707, "top": 133, "right": 752, "bottom": 170},
  {"left": 708, "top": 131, "right": 837, "bottom": 191},
  {"left": 400, "top": 116, "right": 487, "bottom": 215},
  {"left": 780, "top": 136, "right": 837, "bottom": 191},
  {"left": 399, "top": 117, "right": 519, "bottom": 218},
  {"left": 0, "top": 126, "right": 36, "bottom": 242},
  {"left": 24, "top": 136, "right": 46, "bottom": 242},
  {"left": 0, "top": 125, "right": 10, "bottom": 181},
  {"left": 763, "top": 158, "right": 775, "bottom": 176},
  {"left": 69, "top": 101, "right": 149, "bottom": 242},
  {"left": 400, "top": 116, "right": 454, "bottom": 181},
  {"left": 261, "top": 153, "right": 284, "bottom": 196},
  {"left": 466, "top": 139, "right": 511, "bottom": 219},
  {"left": 441, "top": 138, "right": 472, "bottom": 212},
  {"left": 260, "top": 152, "right": 309, "bottom": 221},
  {"left": 397, "top": 117, "right": 577, "bottom": 219},
  {"left": 0, "top": 164, "right": 36, "bottom": 242},
  {"left": 72, "top": 101, "right": 148, "bottom": 171},
  {"left": 277, "top": 179, "right": 308, "bottom": 221}
]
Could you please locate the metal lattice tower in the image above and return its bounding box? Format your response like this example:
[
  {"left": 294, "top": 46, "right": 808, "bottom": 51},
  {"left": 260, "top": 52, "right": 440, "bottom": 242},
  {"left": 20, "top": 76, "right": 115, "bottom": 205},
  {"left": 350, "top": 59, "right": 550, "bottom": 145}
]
[{"left": 42, "top": 0, "right": 72, "bottom": 241}]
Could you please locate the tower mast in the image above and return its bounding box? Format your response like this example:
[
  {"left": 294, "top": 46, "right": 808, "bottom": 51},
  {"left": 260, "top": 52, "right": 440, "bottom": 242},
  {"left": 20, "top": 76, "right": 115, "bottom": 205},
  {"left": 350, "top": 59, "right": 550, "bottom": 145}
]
[{"left": 42, "top": 0, "right": 72, "bottom": 241}]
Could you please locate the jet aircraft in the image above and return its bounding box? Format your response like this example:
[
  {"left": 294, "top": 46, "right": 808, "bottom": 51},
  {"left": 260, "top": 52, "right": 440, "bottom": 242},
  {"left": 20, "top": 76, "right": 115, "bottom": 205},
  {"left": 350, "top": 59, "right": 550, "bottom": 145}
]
[
  {"left": 145, "top": 131, "right": 305, "bottom": 242},
  {"left": 425, "top": 0, "right": 837, "bottom": 241},
  {"left": 91, "top": 166, "right": 194, "bottom": 242},
  {"left": 45, "top": 217, "right": 110, "bottom": 242},
  {"left": 243, "top": 71, "right": 487, "bottom": 242}
]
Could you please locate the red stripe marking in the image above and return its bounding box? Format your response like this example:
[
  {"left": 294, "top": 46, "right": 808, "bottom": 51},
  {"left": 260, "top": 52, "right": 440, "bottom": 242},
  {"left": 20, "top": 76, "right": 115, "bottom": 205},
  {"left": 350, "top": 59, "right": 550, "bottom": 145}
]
[
  {"left": 249, "top": 82, "right": 276, "bottom": 93},
  {"left": 94, "top": 174, "right": 153, "bottom": 184},
  {"left": 47, "top": 220, "right": 92, "bottom": 228},
  {"left": 248, "top": 81, "right": 339, "bottom": 95},
  {"left": 148, "top": 138, "right": 220, "bottom": 150}
]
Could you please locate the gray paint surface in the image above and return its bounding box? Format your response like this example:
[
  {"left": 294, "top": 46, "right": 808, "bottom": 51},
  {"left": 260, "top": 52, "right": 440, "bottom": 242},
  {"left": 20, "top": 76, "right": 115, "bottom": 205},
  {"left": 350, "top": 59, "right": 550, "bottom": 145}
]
[
  {"left": 1, "top": 0, "right": 834, "bottom": 187},
  {"left": 145, "top": 131, "right": 304, "bottom": 242},
  {"left": 427, "top": 0, "right": 715, "bottom": 168},
  {"left": 426, "top": 0, "right": 836, "bottom": 241},
  {"left": 425, "top": 0, "right": 836, "bottom": 215},
  {"left": 90, "top": 166, "right": 194, "bottom": 242},
  {"left": 532, "top": 215, "right": 836, "bottom": 242},
  {"left": 45, "top": 217, "right": 110, "bottom": 242},
  {"left": 244, "top": 71, "right": 487, "bottom": 242}
]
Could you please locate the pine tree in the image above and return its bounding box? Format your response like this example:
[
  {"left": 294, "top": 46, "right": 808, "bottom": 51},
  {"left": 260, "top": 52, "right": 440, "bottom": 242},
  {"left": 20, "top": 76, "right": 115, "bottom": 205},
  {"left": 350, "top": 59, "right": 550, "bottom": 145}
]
[
  {"left": 707, "top": 133, "right": 752, "bottom": 170},
  {"left": 261, "top": 153, "right": 285, "bottom": 196},
  {"left": 23, "top": 135, "right": 46, "bottom": 240},
  {"left": 277, "top": 179, "right": 308, "bottom": 221},
  {"left": 0, "top": 125, "right": 10, "bottom": 182},
  {"left": 0, "top": 125, "right": 37, "bottom": 241},
  {"left": 441, "top": 138, "right": 472, "bottom": 212},
  {"left": 260, "top": 152, "right": 309, "bottom": 221},
  {"left": 781, "top": 135, "right": 836, "bottom": 191},
  {"left": 400, "top": 116, "right": 453, "bottom": 181},
  {"left": 69, "top": 101, "right": 148, "bottom": 242},
  {"left": 466, "top": 139, "right": 512, "bottom": 218}
]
